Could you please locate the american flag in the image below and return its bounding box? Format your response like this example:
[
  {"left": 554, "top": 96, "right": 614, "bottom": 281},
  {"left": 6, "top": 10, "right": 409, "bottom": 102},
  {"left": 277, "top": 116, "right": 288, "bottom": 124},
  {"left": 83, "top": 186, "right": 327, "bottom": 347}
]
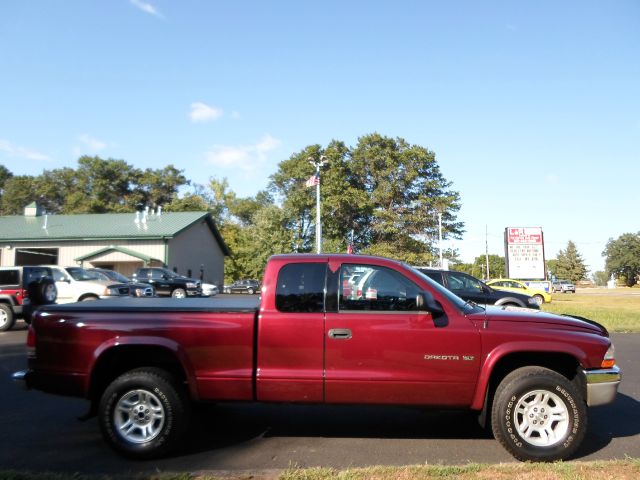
[{"left": 305, "top": 174, "right": 319, "bottom": 187}]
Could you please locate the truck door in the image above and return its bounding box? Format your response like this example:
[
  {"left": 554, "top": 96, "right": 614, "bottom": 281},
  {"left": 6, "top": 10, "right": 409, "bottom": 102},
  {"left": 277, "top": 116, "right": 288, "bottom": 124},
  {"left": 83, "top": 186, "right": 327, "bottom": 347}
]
[
  {"left": 256, "top": 261, "right": 326, "bottom": 403},
  {"left": 324, "top": 262, "right": 481, "bottom": 406}
]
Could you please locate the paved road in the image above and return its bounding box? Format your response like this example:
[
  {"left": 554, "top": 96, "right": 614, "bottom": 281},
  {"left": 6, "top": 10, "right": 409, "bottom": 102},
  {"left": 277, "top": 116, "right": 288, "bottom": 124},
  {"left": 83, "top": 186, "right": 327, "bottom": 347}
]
[{"left": 1, "top": 323, "right": 638, "bottom": 476}]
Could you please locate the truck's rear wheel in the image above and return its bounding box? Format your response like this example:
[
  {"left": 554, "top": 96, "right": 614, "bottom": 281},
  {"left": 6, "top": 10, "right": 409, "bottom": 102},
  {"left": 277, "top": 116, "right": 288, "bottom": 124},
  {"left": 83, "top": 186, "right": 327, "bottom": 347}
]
[
  {"left": 99, "top": 368, "right": 190, "bottom": 459},
  {"left": 0, "top": 304, "right": 15, "bottom": 331},
  {"left": 491, "top": 366, "right": 586, "bottom": 462}
]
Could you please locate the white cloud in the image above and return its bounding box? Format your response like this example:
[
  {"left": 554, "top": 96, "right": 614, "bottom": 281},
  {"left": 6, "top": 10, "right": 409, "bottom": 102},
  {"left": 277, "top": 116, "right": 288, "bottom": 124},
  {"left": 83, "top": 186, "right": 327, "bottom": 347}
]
[
  {"left": 130, "top": 0, "right": 163, "bottom": 18},
  {"left": 0, "top": 139, "right": 50, "bottom": 161},
  {"left": 189, "top": 102, "right": 224, "bottom": 123},
  {"left": 72, "top": 134, "right": 111, "bottom": 156},
  {"left": 205, "top": 135, "right": 281, "bottom": 170}
]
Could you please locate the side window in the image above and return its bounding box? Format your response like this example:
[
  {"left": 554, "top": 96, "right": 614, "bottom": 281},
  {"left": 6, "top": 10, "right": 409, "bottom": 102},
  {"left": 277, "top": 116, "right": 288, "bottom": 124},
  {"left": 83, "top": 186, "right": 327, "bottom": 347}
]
[
  {"left": 275, "top": 263, "right": 326, "bottom": 313},
  {"left": 137, "top": 269, "right": 149, "bottom": 278},
  {"left": 150, "top": 270, "right": 163, "bottom": 280},
  {"left": 422, "top": 270, "right": 444, "bottom": 285},
  {"left": 0, "top": 270, "right": 19, "bottom": 285},
  {"left": 339, "top": 264, "right": 421, "bottom": 312},
  {"left": 52, "top": 269, "right": 67, "bottom": 282},
  {"left": 448, "top": 272, "right": 483, "bottom": 293}
]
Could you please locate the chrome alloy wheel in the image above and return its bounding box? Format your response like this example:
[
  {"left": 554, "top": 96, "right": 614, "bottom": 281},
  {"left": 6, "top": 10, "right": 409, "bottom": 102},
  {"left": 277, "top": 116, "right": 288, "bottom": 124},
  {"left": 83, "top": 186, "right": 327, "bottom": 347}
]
[
  {"left": 513, "top": 389, "right": 569, "bottom": 447},
  {"left": 113, "top": 389, "right": 166, "bottom": 444}
]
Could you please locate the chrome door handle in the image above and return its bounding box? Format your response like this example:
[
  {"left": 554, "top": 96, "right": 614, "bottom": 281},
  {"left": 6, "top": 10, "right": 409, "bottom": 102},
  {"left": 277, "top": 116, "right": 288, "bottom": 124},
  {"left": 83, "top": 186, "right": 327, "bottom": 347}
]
[{"left": 328, "top": 328, "right": 352, "bottom": 340}]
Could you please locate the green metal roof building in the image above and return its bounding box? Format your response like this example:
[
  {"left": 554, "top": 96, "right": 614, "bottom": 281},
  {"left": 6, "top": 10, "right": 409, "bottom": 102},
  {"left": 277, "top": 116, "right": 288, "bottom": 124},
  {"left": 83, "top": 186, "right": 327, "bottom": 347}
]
[{"left": 0, "top": 207, "right": 229, "bottom": 286}]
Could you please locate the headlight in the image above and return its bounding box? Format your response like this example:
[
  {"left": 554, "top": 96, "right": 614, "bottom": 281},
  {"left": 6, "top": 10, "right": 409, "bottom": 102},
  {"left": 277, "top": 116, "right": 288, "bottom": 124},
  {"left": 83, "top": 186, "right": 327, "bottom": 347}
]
[
  {"left": 601, "top": 344, "right": 616, "bottom": 368},
  {"left": 186, "top": 282, "right": 197, "bottom": 288}
]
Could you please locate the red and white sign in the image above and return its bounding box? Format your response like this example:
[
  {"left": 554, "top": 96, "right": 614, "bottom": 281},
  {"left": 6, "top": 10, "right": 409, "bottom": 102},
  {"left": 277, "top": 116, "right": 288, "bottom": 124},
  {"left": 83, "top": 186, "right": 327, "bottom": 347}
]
[
  {"left": 505, "top": 227, "right": 545, "bottom": 280},
  {"left": 507, "top": 227, "right": 543, "bottom": 245}
]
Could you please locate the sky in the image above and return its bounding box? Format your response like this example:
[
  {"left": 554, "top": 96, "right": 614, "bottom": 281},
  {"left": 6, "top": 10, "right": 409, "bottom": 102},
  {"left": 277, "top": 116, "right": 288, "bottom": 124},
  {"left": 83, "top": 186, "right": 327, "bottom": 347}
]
[{"left": 1, "top": 1, "right": 638, "bottom": 274}]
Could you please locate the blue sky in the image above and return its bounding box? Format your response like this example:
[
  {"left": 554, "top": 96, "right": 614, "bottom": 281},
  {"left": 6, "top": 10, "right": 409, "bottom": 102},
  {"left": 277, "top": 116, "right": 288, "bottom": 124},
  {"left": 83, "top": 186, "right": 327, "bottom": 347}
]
[{"left": 1, "top": 1, "right": 638, "bottom": 273}]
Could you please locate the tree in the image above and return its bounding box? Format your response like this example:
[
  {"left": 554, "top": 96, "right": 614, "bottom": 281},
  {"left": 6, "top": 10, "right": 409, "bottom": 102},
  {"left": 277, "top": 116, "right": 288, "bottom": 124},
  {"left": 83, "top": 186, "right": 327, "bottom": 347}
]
[
  {"left": 451, "top": 254, "right": 505, "bottom": 280},
  {"left": 591, "top": 271, "right": 609, "bottom": 287},
  {"left": 603, "top": 233, "right": 640, "bottom": 287},
  {"left": 268, "top": 134, "right": 464, "bottom": 263},
  {"left": 0, "top": 175, "right": 38, "bottom": 215},
  {"left": 0, "top": 165, "right": 13, "bottom": 206},
  {"left": 553, "top": 241, "right": 588, "bottom": 283},
  {"left": 133, "top": 165, "right": 189, "bottom": 210}
]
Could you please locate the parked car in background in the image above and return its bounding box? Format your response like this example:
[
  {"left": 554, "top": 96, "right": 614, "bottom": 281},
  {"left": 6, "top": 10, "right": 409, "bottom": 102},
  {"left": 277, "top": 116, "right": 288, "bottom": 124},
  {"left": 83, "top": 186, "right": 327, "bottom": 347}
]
[
  {"left": 132, "top": 267, "right": 201, "bottom": 298},
  {"left": 86, "top": 268, "right": 155, "bottom": 297},
  {"left": 224, "top": 279, "right": 260, "bottom": 294},
  {"left": 201, "top": 283, "right": 219, "bottom": 297},
  {"left": 45, "top": 266, "right": 130, "bottom": 303},
  {"left": 553, "top": 280, "right": 576, "bottom": 294},
  {"left": 485, "top": 279, "right": 552, "bottom": 306},
  {"left": 0, "top": 266, "right": 57, "bottom": 330},
  {"left": 415, "top": 268, "right": 540, "bottom": 309}
]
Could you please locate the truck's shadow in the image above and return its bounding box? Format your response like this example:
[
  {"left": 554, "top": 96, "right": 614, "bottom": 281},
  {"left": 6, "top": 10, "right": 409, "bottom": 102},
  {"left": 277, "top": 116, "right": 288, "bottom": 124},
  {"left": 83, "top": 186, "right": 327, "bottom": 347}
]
[
  {"left": 573, "top": 393, "right": 640, "bottom": 457},
  {"left": 182, "top": 393, "right": 640, "bottom": 459}
]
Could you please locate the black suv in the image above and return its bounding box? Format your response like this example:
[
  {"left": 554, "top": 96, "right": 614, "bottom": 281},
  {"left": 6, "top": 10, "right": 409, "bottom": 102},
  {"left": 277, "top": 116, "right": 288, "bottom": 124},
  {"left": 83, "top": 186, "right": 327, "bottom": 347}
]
[
  {"left": 0, "top": 266, "right": 58, "bottom": 331},
  {"left": 224, "top": 279, "right": 260, "bottom": 294},
  {"left": 132, "top": 267, "right": 201, "bottom": 298},
  {"left": 416, "top": 268, "right": 540, "bottom": 309}
]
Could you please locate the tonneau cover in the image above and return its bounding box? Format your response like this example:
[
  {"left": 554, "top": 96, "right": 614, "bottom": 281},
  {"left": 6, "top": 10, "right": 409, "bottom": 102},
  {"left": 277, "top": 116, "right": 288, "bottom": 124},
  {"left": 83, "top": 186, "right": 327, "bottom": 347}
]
[{"left": 39, "top": 296, "right": 260, "bottom": 314}]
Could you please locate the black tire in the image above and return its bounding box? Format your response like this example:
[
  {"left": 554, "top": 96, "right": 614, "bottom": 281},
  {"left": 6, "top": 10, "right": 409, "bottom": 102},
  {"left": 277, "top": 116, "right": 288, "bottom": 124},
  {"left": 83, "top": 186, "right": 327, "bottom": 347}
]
[
  {"left": 171, "top": 288, "right": 186, "bottom": 298},
  {"left": 0, "top": 303, "right": 15, "bottom": 331},
  {"left": 532, "top": 294, "right": 544, "bottom": 306},
  {"left": 247, "top": 288, "right": 255, "bottom": 295},
  {"left": 491, "top": 366, "right": 586, "bottom": 462},
  {"left": 99, "top": 368, "right": 190, "bottom": 459},
  {"left": 81, "top": 295, "right": 99, "bottom": 301}
]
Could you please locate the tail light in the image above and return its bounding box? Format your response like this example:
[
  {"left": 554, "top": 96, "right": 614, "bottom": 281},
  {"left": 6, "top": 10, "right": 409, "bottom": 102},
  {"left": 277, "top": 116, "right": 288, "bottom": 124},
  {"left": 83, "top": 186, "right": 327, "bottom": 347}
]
[{"left": 26, "top": 325, "right": 36, "bottom": 358}]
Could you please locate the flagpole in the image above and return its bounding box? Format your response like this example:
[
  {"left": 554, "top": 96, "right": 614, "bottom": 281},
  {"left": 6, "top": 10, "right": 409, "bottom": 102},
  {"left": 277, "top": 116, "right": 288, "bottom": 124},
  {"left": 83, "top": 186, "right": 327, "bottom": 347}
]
[{"left": 308, "top": 155, "right": 327, "bottom": 253}]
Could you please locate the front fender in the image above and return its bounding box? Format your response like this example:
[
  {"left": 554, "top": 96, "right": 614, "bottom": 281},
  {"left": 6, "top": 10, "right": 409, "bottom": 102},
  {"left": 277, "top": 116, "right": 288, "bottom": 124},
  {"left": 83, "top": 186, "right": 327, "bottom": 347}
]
[{"left": 470, "top": 340, "right": 588, "bottom": 410}]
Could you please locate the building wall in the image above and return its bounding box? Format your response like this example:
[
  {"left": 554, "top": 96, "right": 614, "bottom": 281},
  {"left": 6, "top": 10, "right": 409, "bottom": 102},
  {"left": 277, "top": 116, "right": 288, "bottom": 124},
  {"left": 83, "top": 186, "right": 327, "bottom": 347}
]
[{"left": 167, "top": 221, "right": 224, "bottom": 287}]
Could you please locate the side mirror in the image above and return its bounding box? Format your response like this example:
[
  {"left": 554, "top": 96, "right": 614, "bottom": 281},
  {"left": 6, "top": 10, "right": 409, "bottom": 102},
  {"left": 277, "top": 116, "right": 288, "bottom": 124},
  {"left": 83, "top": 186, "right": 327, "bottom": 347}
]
[{"left": 417, "top": 291, "right": 444, "bottom": 315}]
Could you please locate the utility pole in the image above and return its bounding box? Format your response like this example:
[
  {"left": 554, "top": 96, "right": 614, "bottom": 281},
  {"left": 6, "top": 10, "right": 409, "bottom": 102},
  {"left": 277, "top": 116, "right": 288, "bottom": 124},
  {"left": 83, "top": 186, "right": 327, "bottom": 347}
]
[
  {"left": 308, "top": 155, "right": 328, "bottom": 253},
  {"left": 485, "top": 224, "right": 490, "bottom": 280},
  {"left": 438, "top": 210, "right": 443, "bottom": 268}
]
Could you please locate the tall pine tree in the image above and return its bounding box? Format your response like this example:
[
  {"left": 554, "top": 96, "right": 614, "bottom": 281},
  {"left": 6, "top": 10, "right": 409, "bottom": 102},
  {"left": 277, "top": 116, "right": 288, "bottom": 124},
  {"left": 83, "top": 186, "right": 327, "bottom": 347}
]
[{"left": 553, "top": 241, "right": 588, "bottom": 283}]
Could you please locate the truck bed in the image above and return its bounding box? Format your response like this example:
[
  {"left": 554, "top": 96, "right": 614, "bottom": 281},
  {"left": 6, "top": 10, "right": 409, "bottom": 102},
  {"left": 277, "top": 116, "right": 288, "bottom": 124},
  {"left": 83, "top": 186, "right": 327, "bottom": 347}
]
[{"left": 39, "top": 295, "right": 261, "bottom": 313}]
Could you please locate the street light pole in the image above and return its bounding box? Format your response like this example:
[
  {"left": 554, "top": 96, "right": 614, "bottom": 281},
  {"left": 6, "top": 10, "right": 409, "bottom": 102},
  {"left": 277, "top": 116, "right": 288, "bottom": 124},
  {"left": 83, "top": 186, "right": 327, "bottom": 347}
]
[{"left": 308, "top": 155, "right": 327, "bottom": 253}]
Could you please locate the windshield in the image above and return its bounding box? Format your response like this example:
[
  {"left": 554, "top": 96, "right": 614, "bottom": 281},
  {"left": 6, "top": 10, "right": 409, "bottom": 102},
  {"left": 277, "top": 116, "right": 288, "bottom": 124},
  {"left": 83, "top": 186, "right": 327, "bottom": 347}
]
[
  {"left": 158, "top": 268, "right": 178, "bottom": 278},
  {"left": 66, "top": 267, "right": 102, "bottom": 282},
  {"left": 404, "top": 264, "right": 484, "bottom": 314}
]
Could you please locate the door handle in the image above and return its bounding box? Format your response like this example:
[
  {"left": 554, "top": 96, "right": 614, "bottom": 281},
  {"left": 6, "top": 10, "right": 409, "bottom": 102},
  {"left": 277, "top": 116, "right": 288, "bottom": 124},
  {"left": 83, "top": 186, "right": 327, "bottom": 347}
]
[{"left": 328, "top": 328, "right": 352, "bottom": 340}]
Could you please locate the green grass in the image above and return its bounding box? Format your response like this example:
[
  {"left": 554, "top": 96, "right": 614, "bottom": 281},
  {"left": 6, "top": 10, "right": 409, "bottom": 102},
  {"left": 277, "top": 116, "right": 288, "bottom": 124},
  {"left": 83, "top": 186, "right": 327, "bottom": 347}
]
[
  {"left": 4, "top": 460, "right": 640, "bottom": 480},
  {"left": 541, "top": 289, "right": 640, "bottom": 332}
]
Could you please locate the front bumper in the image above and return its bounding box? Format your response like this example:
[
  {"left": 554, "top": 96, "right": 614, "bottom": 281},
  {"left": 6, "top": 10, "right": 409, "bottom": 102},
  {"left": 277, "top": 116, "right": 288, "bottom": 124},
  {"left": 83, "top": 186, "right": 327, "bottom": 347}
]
[{"left": 583, "top": 366, "right": 621, "bottom": 406}]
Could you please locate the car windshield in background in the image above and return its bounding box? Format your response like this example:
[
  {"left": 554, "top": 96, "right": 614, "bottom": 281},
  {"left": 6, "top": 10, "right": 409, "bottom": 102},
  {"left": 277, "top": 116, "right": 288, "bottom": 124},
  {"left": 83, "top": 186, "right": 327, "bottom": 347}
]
[
  {"left": 406, "top": 264, "right": 484, "bottom": 314},
  {"left": 158, "top": 268, "right": 178, "bottom": 278},
  {"left": 66, "top": 267, "right": 100, "bottom": 281}
]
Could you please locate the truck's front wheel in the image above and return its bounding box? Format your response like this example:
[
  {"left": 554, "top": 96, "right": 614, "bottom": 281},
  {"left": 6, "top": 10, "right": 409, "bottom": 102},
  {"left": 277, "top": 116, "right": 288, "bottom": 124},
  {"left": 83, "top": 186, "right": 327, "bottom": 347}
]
[
  {"left": 99, "top": 368, "right": 190, "bottom": 459},
  {"left": 491, "top": 366, "right": 586, "bottom": 462}
]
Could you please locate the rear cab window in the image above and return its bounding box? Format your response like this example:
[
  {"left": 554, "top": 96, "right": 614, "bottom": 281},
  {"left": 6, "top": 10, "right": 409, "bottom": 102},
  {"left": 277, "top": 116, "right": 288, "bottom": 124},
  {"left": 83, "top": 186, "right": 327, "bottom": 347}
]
[{"left": 275, "top": 263, "right": 326, "bottom": 313}]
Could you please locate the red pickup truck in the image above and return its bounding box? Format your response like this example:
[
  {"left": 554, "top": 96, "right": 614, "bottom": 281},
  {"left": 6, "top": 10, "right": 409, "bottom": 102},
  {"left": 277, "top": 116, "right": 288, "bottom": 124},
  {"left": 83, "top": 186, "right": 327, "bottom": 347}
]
[{"left": 14, "top": 254, "right": 621, "bottom": 462}]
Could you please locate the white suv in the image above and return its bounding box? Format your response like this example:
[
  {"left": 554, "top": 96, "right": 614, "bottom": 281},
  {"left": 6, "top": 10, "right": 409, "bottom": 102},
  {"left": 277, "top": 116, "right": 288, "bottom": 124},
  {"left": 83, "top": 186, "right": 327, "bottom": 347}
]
[{"left": 47, "top": 266, "right": 131, "bottom": 303}]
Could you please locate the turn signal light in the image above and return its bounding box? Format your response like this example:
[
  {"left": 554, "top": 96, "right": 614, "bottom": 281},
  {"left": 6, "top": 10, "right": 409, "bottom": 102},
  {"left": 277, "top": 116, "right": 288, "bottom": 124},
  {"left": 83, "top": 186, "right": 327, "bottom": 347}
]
[{"left": 601, "top": 344, "right": 616, "bottom": 368}]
